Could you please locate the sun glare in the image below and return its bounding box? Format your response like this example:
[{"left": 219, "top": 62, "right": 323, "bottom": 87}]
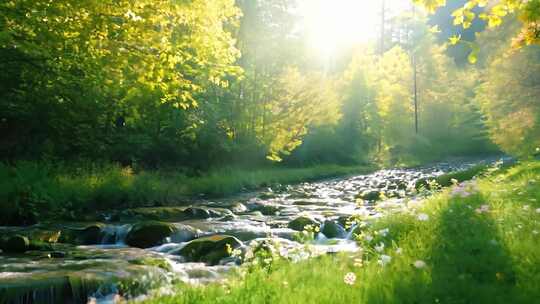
[{"left": 300, "top": 0, "right": 411, "bottom": 56}]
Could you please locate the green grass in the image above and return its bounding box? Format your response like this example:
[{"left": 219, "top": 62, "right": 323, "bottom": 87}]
[
  {"left": 142, "top": 161, "right": 540, "bottom": 304},
  {"left": 0, "top": 161, "right": 373, "bottom": 224}
]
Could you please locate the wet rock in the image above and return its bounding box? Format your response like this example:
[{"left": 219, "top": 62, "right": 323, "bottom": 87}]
[
  {"left": 80, "top": 224, "right": 105, "bottom": 244},
  {"left": 321, "top": 221, "right": 347, "bottom": 238},
  {"left": 248, "top": 211, "right": 264, "bottom": 217},
  {"left": 50, "top": 251, "right": 66, "bottom": 258},
  {"left": 293, "top": 200, "right": 316, "bottom": 206},
  {"left": 2, "top": 235, "right": 30, "bottom": 253},
  {"left": 287, "top": 191, "right": 314, "bottom": 200},
  {"left": 258, "top": 192, "right": 277, "bottom": 200},
  {"left": 248, "top": 203, "right": 280, "bottom": 216},
  {"left": 118, "top": 207, "right": 187, "bottom": 221},
  {"left": 287, "top": 216, "right": 320, "bottom": 231},
  {"left": 125, "top": 222, "right": 176, "bottom": 248},
  {"left": 179, "top": 235, "right": 243, "bottom": 265},
  {"left": 58, "top": 223, "right": 105, "bottom": 245},
  {"left": 358, "top": 190, "right": 381, "bottom": 201},
  {"left": 183, "top": 207, "right": 213, "bottom": 219},
  {"left": 169, "top": 224, "right": 199, "bottom": 243},
  {"left": 220, "top": 214, "right": 236, "bottom": 221},
  {"left": 397, "top": 181, "right": 408, "bottom": 190},
  {"left": 230, "top": 203, "right": 248, "bottom": 213}
]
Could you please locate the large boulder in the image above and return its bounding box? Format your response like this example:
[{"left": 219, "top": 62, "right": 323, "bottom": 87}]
[
  {"left": 2, "top": 235, "right": 30, "bottom": 253},
  {"left": 79, "top": 224, "right": 105, "bottom": 244},
  {"left": 125, "top": 222, "right": 176, "bottom": 248},
  {"left": 321, "top": 221, "right": 346, "bottom": 239},
  {"left": 179, "top": 235, "right": 243, "bottom": 265},
  {"left": 287, "top": 216, "right": 320, "bottom": 231},
  {"left": 59, "top": 223, "right": 105, "bottom": 245}
]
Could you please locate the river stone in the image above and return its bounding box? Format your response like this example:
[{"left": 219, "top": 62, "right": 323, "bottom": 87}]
[
  {"left": 321, "top": 221, "right": 346, "bottom": 239},
  {"left": 179, "top": 235, "right": 243, "bottom": 265},
  {"left": 169, "top": 224, "right": 199, "bottom": 243},
  {"left": 359, "top": 190, "right": 381, "bottom": 201},
  {"left": 2, "top": 235, "right": 30, "bottom": 253},
  {"left": 287, "top": 216, "right": 320, "bottom": 231},
  {"left": 230, "top": 203, "right": 248, "bottom": 213},
  {"left": 251, "top": 204, "right": 280, "bottom": 215},
  {"left": 58, "top": 223, "right": 105, "bottom": 245},
  {"left": 183, "top": 207, "right": 223, "bottom": 219},
  {"left": 126, "top": 222, "right": 176, "bottom": 248},
  {"left": 79, "top": 224, "right": 104, "bottom": 244},
  {"left": 258, "top": 192, "right": 277, "bottom": 200}
]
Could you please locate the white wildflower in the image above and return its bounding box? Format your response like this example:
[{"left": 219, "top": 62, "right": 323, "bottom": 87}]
[
  {"left": 533, "top": 230, "right": 539, "bottom": 235},
  {"left": 475, "top": 204, "right": 490, "bottom": 214},
  {"left": 523, "top": 205, "right": 530, "bottom": 211},
  {"left": 413, "top": 260, "right": 427, "bottom": 269},
  {"left": 417, "top": 213, "right": 429, "bottom": 221},
  {"left": 536, "top": 208, "right": 540, "bottom": 214},
  {"left": 395, "top": 247, "right": 403, "bottom": 255},
  {"left": 378, "top": 228, "right": 390, "bottom": 237},
  {"left": 375, "top": 242, "right": 385, "bottom": 252},
  {"left": 343, "top": 272, "right": 357, "bottom": 285},
  {"left": 377, "top": 255, "right": 392, "bottom": 266},
  {"left": 364, "top": 234, "right": 374, "bottom": 242}
]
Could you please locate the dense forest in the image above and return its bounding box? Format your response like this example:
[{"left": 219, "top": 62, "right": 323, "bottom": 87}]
[{"left": 2, "top": 0, "right": 537, "bottom": 171}]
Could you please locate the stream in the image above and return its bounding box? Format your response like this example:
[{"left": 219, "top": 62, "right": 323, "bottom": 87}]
[{"left": 0, "top": 157, "right": 509, "bottom": 304}]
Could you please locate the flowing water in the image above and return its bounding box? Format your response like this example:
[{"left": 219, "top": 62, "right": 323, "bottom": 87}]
[{"left": 0, "top": 157, "right": 509, "bottom": 303}]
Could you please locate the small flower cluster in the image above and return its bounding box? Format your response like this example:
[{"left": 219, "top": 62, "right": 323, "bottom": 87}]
[
  {"left": 450, "top": 180, "right": 479, "bottom": 198},
  {"left": 343, "top": 272, "right": 357, "bottom": 285},
  {"left": 475, "top": 204, "right": 490, "bottom": 214}
]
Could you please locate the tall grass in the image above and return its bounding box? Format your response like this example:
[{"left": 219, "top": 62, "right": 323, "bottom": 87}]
[
  {"left": 143, "top": 161, "right": 540, "bottom": 304},
  {"left": 0, "top": 161, "right": 372, "bottom": 224}
]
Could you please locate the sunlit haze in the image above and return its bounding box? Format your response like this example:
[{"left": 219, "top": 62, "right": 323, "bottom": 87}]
[{"left": 300, "top": 0, "right": 412, "bottom": 56}]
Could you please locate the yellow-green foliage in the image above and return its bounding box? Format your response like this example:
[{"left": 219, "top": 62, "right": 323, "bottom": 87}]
[{"left": 477, "top": 45, "right": 540, "bottom": 157}]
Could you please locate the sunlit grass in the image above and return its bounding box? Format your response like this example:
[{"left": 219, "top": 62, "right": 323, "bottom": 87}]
[
  {"left": 143, "top": 161, "right": 540, "bottom": 304},
  {"left": 0, "top": 162, "right": 372, "bottom": 223}
]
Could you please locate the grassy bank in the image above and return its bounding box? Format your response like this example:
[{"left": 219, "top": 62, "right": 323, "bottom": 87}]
[
  {"left": 143, "top": 161, "right": 540, "bottom": 304},
  {"left": 0, "top": 161, "right": 373, "bottom": 224}
]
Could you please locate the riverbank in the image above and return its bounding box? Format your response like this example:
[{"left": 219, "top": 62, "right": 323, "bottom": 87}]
[
  {"left": 0, "top": 162, "right": 374, "bottom": 225},
  {"left": 142, "top": 160, "right": 540, "bottom": 304}
]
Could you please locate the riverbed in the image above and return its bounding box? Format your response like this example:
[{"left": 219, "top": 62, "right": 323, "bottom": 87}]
[{"left": 0, "top": 157, "right": 508, "bottom": 304}]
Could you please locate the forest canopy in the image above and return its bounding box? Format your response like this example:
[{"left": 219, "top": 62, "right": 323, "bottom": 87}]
[{"left": 0, "top": 0, "right": 539, "bottom": 169}]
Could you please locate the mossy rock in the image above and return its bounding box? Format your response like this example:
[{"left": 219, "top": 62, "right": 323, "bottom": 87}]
[
  {"left": 59, "top": 223, "right": 105, "bottom": 245},
  {"left": 119, "top": 207, "right": 187, "bottom": 221},
  {"left": 258, "top": 192, "right": 277, "bottom": 200},
  {"left": 251, "top": 204, "right": 280, "bottom": 215},
  {"left": 358, "top": 190, "right": 381, "bottom": 201},
  {"left": 129, "top": 257, "right": 172, "bottom": 272},
  {"left": 125, "top": 222, "right": 176, "bottom": 248},
  {"left": 179, "top": 235, "right": 242, "bottom": 265},
  {"left": 183, "top": 207, "right": 223, "bottom": 219},
  {"left": 287, "top": 216, "right": 320, "bottom": 231},
  {"left": 321, "top": 221, "right": 346, "bottom": 238},
  {"left": 1, "top": 235, "right": 30, "bottom": 253}
]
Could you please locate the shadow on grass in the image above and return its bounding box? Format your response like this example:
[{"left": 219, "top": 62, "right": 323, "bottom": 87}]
[{"left": 428, "top": 194, "right": 522, "bottom": 304}]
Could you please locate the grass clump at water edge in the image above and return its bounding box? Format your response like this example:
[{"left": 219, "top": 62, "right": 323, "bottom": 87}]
[{"left": 0, "top": 161, "right": 372, "bottom": 224}]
